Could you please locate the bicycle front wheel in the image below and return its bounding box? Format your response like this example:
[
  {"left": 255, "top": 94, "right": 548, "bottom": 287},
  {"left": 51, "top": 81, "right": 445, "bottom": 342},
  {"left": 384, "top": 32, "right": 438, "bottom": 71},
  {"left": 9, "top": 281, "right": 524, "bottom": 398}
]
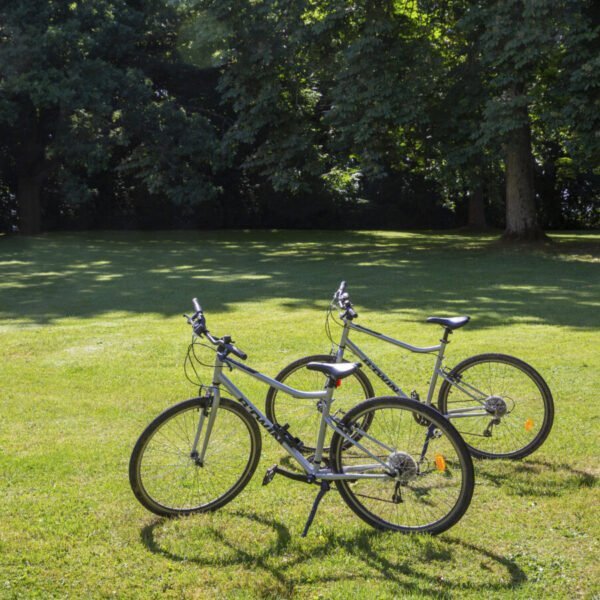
[
  {"left": 129, "top": 397, "right": 262, "bottom": 517},
  {"left": 330, "top": 397, "right": 474, "bottom": 534},
  {"left": 265, "top": 354, "right": 375, "bottom": 452},
  {"left": 438, "top": 353, "right": 554, "bottom": 459}
]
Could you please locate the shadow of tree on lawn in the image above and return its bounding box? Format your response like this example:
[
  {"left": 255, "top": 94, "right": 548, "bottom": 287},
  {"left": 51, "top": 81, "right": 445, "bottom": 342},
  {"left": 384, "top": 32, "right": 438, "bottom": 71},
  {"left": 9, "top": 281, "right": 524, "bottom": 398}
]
[{"left": 1, "top": 230, "right": 598, "bottom": 330}]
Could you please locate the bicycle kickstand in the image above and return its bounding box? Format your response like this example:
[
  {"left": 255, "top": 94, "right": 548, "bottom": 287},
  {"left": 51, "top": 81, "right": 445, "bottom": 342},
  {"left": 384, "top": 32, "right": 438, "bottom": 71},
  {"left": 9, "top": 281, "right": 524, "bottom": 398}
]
[{"left": 301, "top": 480, "right": 331, "bottom": 538}]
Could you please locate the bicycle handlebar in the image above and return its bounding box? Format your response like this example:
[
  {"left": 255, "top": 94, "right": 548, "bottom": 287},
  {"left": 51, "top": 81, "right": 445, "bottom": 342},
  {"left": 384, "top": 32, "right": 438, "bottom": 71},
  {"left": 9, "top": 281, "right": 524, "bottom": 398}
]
[
  {"left": 332, "top": 281, "right": 358, "bottom": 320},
  {"left": 185, "top": 299, "right": 247, "bottom": 360},
  {"left": 333, "top": 281, "right": 348, "bottom": 307},
  {"left": 225, "top": 344, "right": 248, "bottom": 361}
]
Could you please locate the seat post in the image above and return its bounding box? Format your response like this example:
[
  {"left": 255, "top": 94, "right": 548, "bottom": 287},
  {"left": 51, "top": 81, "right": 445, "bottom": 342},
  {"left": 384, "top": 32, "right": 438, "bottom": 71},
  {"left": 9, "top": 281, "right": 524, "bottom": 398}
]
[
  {"left": 311, "top": 384, "right": 335, "bottom": 466},
  {"left": 425, "top": 328, "right": 451, "bottom": 405}
]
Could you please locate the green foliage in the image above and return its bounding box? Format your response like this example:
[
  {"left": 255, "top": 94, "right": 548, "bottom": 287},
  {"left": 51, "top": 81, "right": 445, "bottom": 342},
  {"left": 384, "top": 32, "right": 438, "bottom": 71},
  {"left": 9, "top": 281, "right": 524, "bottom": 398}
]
[
  {"left": 0, "top": 0, "right": 222, "bottom": 230},
  {"left": 196, "top": 0, "right": 330, "bottom": 195},
  {"left": 416, "top": 0, "right": 599, "bottom": 228},
  {"left": 323, "top": 1, "right": 437, "bottom": 176},
  {"left": 0, "top": 0, "right": 597, "bottom": 232},
  {"left": 177, "top": 10, "right": 231, "bottom": 69},
  {"left": 118, "top": 100, "right": 221, "bottom": 207},
  {"left": 470, "top": 0, "right": 598, "bottom": 155}
]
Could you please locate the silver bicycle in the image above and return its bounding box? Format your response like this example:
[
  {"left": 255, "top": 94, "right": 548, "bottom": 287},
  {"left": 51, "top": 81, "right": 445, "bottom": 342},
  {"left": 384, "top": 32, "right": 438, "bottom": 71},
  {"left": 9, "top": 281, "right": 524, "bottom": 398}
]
[
  {"left": 129, "top": 299, "right": 474, "bottom": 536},
  {"left": 266, "top": 282, "right": 554, "bottom": 460}
]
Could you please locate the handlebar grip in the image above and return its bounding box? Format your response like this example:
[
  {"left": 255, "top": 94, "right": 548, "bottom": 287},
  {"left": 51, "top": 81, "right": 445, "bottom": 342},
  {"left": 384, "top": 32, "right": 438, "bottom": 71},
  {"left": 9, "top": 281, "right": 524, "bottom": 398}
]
[
  {"left": 335, "top": 281, "right": 346, "bottom": 299},
  {"left": 192, "top": 298, "right": 202, "bottom": 313},
  {"left": 231, "top": 346, "right": 248, "bottom": 360}
]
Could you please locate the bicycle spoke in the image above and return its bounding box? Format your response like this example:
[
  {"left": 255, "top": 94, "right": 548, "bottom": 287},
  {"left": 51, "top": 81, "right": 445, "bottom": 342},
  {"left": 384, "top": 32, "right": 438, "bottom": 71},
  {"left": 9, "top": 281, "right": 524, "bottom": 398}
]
[
  {"left": 332, "top": 398, "right": 473, "bottom": 533},
  {"left": 265, "top": 354, "right": 374, "bottom": 453},
  {"left": 130, "top": 399, "right": 260, "bottom": 514},
  {"left": 440, "top": 355, "right": 552, "bottom": 459}
]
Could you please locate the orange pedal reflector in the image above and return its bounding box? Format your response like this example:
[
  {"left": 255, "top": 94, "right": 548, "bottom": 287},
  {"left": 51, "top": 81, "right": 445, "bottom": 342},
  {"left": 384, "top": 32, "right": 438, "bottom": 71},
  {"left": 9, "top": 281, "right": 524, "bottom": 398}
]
[
  {"left": 434, "top": 454, "right": 447, "bottom": 472},
  {"left": 335, "top": 379, "right": 342, "bottom": 388},
  {"left": 524, "top": 418, "right": 534, "bottom": 431}
]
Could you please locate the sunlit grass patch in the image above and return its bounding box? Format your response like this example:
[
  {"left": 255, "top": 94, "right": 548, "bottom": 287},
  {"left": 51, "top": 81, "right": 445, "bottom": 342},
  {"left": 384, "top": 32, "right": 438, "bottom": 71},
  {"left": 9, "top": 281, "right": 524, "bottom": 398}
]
[{"left": 0, "top": 230, "right": 598, "bottom": 598}]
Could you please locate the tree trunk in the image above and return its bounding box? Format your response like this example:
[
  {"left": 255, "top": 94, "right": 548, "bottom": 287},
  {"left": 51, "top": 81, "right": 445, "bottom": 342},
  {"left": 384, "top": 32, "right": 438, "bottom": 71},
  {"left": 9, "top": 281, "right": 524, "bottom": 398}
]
[
  {"left": 502, "top": 112, "right": 546, "bottom": 241},
  {"left": 467, "top": 184, "right": 487, "bottom": 229},
  {"left": 15, "top": 108, "right": 53, "bottom": 235},
  {"left": 17, "top": 174, "right": 43, "bottom": 235}
]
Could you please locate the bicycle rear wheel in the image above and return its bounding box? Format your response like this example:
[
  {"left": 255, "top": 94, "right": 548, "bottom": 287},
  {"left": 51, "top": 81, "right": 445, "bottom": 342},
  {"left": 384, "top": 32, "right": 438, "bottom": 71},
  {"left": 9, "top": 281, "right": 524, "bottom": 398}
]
[
  {"left": 330, "top": 397, "right": 474, "bottom": 534},
  {"left": 437, "top": 353, "right": 554, "bottom": 459},
  {"left": 265, "top": 354, "right": 375, "bottom": 452},
  {"left": 129, "top": 397, "right": 261, "bottom": 517}
]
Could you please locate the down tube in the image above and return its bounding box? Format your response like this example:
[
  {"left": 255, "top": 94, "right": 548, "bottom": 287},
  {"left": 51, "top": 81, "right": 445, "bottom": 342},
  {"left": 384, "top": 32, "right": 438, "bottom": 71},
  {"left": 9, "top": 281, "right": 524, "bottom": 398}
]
[
  {"left": 345, "top": 339, "right": 408, "bottom": 398},
  {"left": 216, "top": 371, "right": 316, "bottom": 473}
]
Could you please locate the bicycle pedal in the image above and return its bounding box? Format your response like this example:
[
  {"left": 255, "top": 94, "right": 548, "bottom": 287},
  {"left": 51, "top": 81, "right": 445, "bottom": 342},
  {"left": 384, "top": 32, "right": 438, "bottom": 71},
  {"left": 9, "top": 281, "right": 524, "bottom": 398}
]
[{"left": 262, "top": 464, "right": 278, "bottom": 486}]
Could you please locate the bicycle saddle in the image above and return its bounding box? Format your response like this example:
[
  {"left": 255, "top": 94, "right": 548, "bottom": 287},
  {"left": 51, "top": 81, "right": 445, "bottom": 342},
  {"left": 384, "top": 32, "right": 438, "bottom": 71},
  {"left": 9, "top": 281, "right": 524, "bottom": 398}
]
[
  {"left": 306, "top": 362, "right": 361, "bottom": 380},
  {"left": 426, "top": 316, "right": 470, "bottom": 330}
]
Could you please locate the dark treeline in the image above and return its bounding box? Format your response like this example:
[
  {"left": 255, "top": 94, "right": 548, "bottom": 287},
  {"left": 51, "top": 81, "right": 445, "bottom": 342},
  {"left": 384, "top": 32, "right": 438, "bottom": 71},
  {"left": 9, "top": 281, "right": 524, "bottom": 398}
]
[{"left": 1, "top": 0, "right": 598, "bottom": 237}]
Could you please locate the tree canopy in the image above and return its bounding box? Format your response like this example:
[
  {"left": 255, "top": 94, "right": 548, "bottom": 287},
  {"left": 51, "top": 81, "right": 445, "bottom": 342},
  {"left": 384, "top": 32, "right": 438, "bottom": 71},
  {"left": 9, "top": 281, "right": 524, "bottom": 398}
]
[{"left": 1, "top": 0, "right": 598, "bottom": 235}]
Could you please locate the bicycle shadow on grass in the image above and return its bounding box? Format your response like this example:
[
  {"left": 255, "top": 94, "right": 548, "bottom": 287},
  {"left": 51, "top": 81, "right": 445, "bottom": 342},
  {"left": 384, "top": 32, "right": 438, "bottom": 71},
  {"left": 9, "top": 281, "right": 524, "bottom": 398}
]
[
  {"left": 140, "top": 510, "right": 526, "bottom": 597},
  {"left": 475, "top": 458, "right": 597, "bottom": 498}
]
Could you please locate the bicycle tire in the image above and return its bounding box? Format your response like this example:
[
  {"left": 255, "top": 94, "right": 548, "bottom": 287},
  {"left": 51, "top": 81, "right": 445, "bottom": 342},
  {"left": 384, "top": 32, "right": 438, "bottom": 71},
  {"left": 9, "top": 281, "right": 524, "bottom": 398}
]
[
  {"left": 265, "top": 354, "right": 375, "bottom": 453},
  {"left": 129, "top": 397, "right": 262, "bottom": 517},
  {"left": 330, "top": 396, "right": 474, "bottom": 534},
  {"left": 437, "top": 353, "right": 554, "bottom": 460}
]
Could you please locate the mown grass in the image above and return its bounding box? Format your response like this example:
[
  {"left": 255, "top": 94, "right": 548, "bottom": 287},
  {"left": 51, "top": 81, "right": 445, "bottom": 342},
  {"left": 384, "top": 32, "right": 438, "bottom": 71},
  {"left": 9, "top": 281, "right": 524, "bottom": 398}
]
[{"left": 0, "top": 230, "right": 598, "bottom": 599}]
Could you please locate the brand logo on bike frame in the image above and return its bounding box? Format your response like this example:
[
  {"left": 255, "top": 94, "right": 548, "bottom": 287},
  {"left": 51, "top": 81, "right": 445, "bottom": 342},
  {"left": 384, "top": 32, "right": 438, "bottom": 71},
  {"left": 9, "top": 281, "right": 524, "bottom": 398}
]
[
  {"left": 238, "top": 397, "right": 280, "bottom": 438},
  {"left": 362, "top": 356, "right": 402, "bottom": 395}
]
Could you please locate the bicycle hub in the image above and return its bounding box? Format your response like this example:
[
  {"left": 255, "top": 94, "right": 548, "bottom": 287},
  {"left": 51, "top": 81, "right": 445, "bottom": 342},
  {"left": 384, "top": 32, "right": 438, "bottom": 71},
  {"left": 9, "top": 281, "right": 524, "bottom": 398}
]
[
  {"left": 484, "top": 395, "right": 508, "bottom": 417},
  {"left": 387, "top": 452, "right": 419, "bottom": 483}
]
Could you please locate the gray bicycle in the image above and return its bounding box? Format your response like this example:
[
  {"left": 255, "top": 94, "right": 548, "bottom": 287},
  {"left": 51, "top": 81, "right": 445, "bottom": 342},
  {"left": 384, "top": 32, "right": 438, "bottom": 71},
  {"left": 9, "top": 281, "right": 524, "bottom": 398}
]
[
  {"left": 266, "top": 282, "right": 554, "bottom": 460},
  {"left": 129, "top": 299, "right": 474, "bottom": 536}
]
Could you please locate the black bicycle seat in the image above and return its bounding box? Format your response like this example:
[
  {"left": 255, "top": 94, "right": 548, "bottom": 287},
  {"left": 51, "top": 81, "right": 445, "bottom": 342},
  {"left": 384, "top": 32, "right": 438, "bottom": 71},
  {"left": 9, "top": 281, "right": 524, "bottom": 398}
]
[
  {"left": 426, "top": 316, "right": 471, "bottom": 330},
  {"left": 306, "top": 362, "right": 361, "bottom": 380}
]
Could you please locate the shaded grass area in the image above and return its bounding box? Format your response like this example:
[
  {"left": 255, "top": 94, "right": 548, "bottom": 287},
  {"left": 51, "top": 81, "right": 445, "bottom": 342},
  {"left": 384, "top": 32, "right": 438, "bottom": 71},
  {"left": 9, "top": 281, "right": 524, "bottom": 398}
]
[
  {"left": 0, "top": 230, "right": 598, "bottom": 329},
  {"left": 0, "top": 230, "right": 598, "bottom": 598}
]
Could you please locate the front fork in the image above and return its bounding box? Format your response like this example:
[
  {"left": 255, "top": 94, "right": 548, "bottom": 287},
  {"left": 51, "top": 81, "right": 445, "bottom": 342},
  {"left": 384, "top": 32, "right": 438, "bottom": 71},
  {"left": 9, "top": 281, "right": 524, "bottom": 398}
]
[
  {"left": 189, "top": 387, "right": 221, "bottom": 466},
  {"left": 191, "top": 362, "right": 224, "bottom": 465}
]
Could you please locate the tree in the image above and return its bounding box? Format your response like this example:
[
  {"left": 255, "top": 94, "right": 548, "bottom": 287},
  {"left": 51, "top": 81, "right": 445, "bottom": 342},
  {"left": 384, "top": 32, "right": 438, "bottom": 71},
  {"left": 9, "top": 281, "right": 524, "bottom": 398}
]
[
  {"left": 2, "top": 0, "right": 596, "bottom": 233},
  {"left": 470, "top": 0, "right": 598, "bottom": 239},
  {"left": 1, "top": 1, "right": 135, "bottom": 233},
  {"left": 195, "top": 1, "right": 333, "bottom": 206},
  {"left": 415, "top": 0, "right": 599, "bottom": 237},
  {"left": 0, "top": 0, "right": 221, "bottom": 233}
]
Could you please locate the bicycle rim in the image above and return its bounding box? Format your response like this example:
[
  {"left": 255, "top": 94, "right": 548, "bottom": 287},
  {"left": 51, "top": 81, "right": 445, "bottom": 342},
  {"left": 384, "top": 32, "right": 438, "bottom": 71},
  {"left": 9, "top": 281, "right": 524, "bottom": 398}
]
[
  {"left": 265, "top": 354, "right": 374, "bottom": 452},
  {"left": 129, "top": 398, "right": 261, "bottom": 516},
  {"left": 331, "top": 397, "right": 474, "bottom": 534},
  {"left": 438, "top": 354, "right": 554, "bottom": 459}
]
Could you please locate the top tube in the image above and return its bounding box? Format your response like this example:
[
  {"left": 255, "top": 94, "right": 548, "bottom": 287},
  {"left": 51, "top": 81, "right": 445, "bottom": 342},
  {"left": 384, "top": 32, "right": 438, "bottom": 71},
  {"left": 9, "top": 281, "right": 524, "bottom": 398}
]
[
  {"left": 348, "top": 322, "right": 441, "bottom": 354},
  {"left": 223, "top": 356, "right": 327, "bottom": 400}
]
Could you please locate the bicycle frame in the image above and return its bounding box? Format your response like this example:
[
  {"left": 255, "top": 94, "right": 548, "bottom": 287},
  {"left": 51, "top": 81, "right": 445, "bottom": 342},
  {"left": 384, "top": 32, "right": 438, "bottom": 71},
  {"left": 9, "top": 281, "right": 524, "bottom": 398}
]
[
  {"left": 192, "top": 351, "right": 400, "bottom": 482},
  {"left": 334, "top": 318, "right": 491, "bottom": 420}
]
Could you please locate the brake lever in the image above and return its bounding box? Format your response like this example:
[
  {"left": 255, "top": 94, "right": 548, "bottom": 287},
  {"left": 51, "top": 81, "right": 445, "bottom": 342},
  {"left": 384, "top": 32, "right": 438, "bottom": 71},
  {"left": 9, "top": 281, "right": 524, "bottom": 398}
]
[{"left": 339, "top": 292, "right": 350, "bottom": 307}]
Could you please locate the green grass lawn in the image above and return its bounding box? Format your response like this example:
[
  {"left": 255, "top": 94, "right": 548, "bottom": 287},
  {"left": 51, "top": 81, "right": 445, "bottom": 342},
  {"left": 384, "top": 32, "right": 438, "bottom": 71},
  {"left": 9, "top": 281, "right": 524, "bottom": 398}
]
[{"left": 1, "top": 230, "right": 598, "bottom": 599}]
